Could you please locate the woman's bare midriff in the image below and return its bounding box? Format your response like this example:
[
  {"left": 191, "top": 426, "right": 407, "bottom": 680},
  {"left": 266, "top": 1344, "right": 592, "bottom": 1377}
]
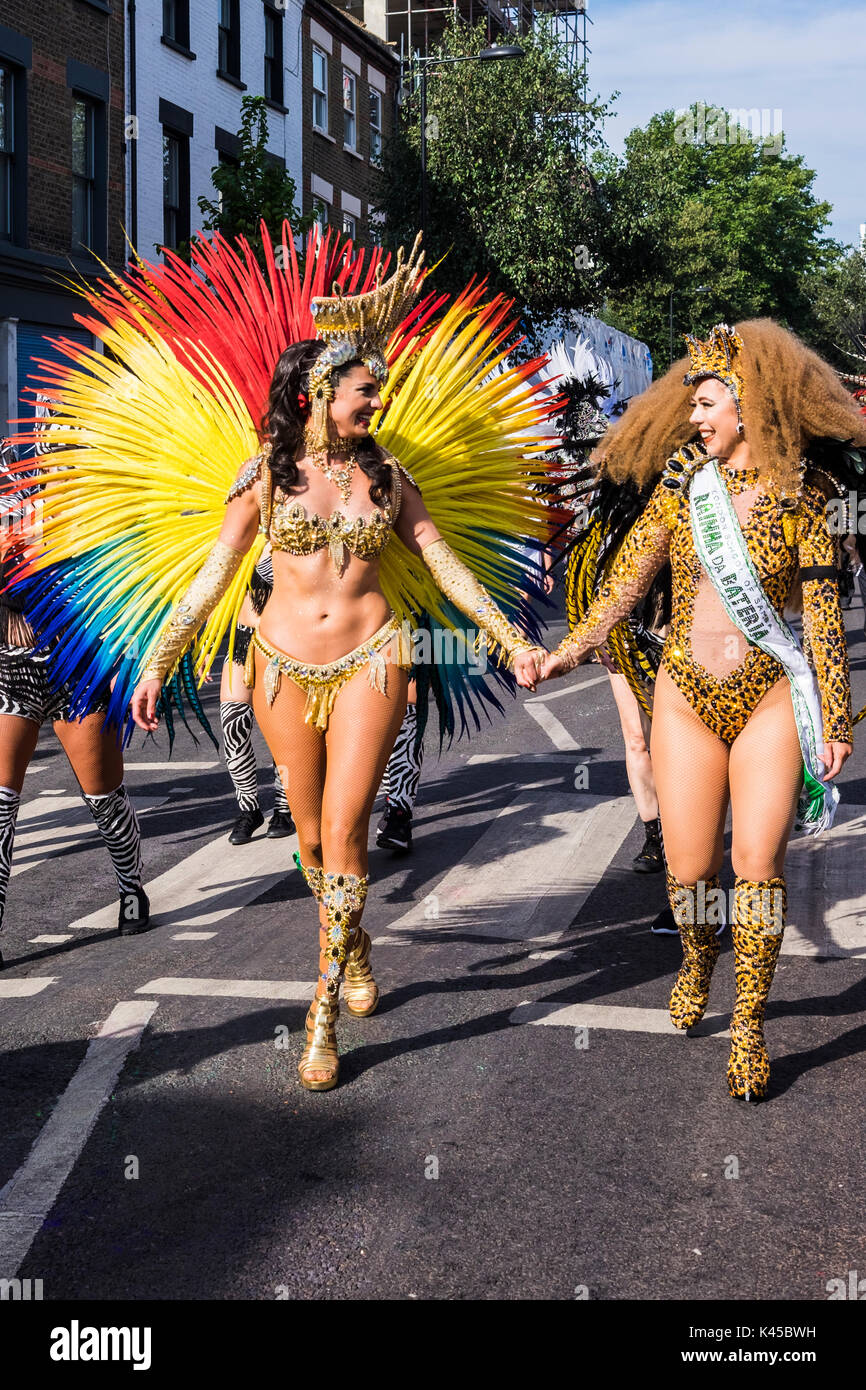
[{"left": 257, "top": 548, "right": 393, "bottom": 663}]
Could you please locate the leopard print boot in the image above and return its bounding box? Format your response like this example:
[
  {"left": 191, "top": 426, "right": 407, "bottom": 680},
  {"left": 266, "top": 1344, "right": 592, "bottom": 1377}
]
[
  {"left": 728, "top": 876, "right": 786, "bottom": 1101},
  {"left": 667, "top": 871, "right": 724, "bottom": 1030}
]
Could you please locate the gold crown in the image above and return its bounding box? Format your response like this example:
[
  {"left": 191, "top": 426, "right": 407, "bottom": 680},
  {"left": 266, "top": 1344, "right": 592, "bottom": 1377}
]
[
  {"left": 682, "top": 323, "right": 746, "bottom": 413},
  {"left": 309, "top": 231, "right": 425, "bottom": 394}
]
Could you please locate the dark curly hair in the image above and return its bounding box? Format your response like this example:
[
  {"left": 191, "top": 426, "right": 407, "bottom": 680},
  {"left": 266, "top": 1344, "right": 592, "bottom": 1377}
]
[{"left": 261, "top": 340, "right": 392, "bottom": 507}]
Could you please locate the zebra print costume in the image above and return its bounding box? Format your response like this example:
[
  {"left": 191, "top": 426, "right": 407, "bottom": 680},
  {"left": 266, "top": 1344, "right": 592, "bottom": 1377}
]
[
  {"left": 221, "top": 549, "right": 289, "bottom": 815},
  {"left": 381, "top": 703, "right": 424, "bottom": 813}
]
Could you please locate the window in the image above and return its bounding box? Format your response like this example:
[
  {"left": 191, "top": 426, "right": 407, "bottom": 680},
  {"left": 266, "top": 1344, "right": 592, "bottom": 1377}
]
[
  {"left": 343, "top": 70, "right": 357, "bottom": 150},
  {"left": 264, "top": 5, "right": 283, "bottom": 105},
  {"left": 162, "top": 128, "right": 190, "bottom": 250},
  {"left": 369, "top": 87, "right": 383, "bottom": 166},
  {"left": 217, "top": 149, "right": 238, "bottom": 214},
  {"left": 312, "top": 47, "right": 328, "bottom": 131},
  {"left": 0, "top": 65, "right": 14, "bottom": 241},
  {"left": 71, "top": 97, "right": 96, "bottom": 251},
  {"left": 218, "top": 0, "right": 241, "bottom": 80},
  {"left": 162, "top": 0, "right": 190, "bottom": 48},
  {"left": 312, "top": 198, "right": 329, "bottom": 233},
  {"left": 342, "top": 211, "right": 356, "bottom": 240}
]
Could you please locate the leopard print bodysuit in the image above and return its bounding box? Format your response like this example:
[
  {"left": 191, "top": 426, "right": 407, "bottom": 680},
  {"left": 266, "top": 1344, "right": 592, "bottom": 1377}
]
[{"left": 565, "top": 464, "right": 852, "bottom": 745}]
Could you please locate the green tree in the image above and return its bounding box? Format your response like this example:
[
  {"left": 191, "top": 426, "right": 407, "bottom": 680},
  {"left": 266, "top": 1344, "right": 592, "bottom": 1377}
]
[
  {"left": 196, "top": 95, "right": 312, "bottom": 263},
  {"left": 800, "top": 246, "right": 866, "bottom": 374},
  {"left": 373, "top": 17, "right": 614, "bottom": 349},
  {"left": 595, "top": 104, "right": 835, "bottom": 371}
]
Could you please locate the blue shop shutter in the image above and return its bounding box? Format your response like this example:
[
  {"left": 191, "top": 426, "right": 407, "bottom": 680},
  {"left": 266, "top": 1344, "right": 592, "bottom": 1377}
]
[{"left": 14, "top": 323, "right": 93, "bottom": 452}]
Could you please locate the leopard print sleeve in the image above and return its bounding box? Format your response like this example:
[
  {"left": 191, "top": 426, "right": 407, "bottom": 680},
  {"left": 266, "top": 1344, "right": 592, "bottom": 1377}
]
[{"left": 797, "top": 486, "right": 852, "bottom": 744}]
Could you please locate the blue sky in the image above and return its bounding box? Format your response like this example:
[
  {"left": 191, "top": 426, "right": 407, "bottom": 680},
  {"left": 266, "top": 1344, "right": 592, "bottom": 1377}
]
[{"left": 583, "top": 0, "right": 866, "bottom": 248}]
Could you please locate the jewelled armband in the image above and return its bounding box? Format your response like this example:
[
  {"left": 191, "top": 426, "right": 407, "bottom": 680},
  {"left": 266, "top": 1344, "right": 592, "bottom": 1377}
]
[
  {"left": 141, "top": 540, "right": 245, "bottom": 681},
  {"left": 421, "top": 538, "right": 543, "bottom": 669}
]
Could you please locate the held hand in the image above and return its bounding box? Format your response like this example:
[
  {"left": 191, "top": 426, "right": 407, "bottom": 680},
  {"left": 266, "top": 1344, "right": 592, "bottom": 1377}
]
[
  {"left": 821, "top": 742, "right": 852, "bottom": 780},
  {"left": 542, "top": 571, "right": 555, "bottom": 597},
  {"left": 540, "top": 645, "right": 584, "bottom": 682},
  {"left": 130, "top": 678, "right": 163, "bottom": 732},
  {"left": 514, "top": 648, "right": 546, "bottom": 692}
]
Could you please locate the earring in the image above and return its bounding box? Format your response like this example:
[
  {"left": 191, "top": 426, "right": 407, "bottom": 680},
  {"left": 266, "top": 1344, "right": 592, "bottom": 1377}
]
[{"left": 736, "top": 422, "right": 744, "bottom": 435}]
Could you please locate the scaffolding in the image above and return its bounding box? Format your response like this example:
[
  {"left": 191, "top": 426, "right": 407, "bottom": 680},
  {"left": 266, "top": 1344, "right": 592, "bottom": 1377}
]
[{"left": 347, "top": 0, "right": 591, "bottom": 75}]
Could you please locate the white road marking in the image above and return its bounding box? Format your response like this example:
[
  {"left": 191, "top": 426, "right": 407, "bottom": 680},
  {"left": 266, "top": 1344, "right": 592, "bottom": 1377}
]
[
  {"left": 523, "top": 702, "right": 580, "bottom": 751},
  {"left": 122, "top": 761, "right": 220, "bottom": 770},
  {"left": 11, "top": 795, "right": 169, "bottom": 879},
  {"left": 67, "top": 828, "right": 300, "bottom": 933},
  {"left": 171, "top": 932, "right": 218, "bottom": 941},
  {"left": 0, "top": 977, "right": 58, "bottom": 997},
  {"left": 0, "top": 1000, "right": 157, "bottom": 1276},
  {"left": 135, "top": 977, "right": 314, "bottom": 1000},
  {"left": 509, "top": 999, "right": 730, "bottom": 1037},
  {"left": 467, "top": 751, "right": 579, "bottom": 765},
  {"left": 373, "top": 791, "right": 636, "bottom": 945},
  {"left": 28, "top": 935, "right": 73, "bottom": 944},
  {"left": 525, "top": 673, "right": 610, "bottom": 704}
]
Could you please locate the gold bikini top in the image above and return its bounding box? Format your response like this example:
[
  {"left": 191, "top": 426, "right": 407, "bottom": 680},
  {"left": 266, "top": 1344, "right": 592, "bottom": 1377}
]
[{"left": 226, "top": 448, "right": 418, "bottom": 572}]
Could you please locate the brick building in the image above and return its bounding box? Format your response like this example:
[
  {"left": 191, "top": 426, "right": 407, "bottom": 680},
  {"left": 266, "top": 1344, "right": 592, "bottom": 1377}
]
[
  {"left": 303, "top": 0, "right": 399, "bottom": 246},
  {"left": 0, "top": 1, "right": 126, "bottom": 444},
  {"left": 129, "top": 0, "right": 303, "bottom": 266}
]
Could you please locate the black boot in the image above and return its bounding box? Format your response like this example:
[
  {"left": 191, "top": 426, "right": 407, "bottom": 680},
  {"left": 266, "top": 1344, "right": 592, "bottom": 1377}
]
[
  {"left": 633, "top": 817, "right": 664, "bottom": 873},
  {"left": 228, "top": 807, "right": 265, "bottom": 844},
  {"left": 376, "top": 803, "right": 413, "bottom": 853},
  {"left": 119, "top": 886, "right": 151, "bottom": 935},
  {"left": 267, "top": 809, "right": 295, "bottom": 839}
]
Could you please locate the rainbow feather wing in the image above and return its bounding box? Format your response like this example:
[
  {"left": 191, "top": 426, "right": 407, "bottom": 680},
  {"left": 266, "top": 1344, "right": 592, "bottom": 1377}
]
[{"left": 4, "top": 312, "right": 264, "bottom": 724}]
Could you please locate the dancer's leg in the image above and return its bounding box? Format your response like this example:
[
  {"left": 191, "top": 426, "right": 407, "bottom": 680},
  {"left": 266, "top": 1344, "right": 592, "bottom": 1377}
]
[
  {"left": 607, "top": 670, "right": 657, "bottom": 820},
  {"left": 726, "top": 677, "right": 802, "bottom": 1099},
  {"left": 54, "top": 713, "right": 148, "bottom": 930},
  {"left": 0, "top": 715, "right": 38, "bottom": 945},
  {"left": 650, "top": 671, "right": 731, "bottom": 1026}
]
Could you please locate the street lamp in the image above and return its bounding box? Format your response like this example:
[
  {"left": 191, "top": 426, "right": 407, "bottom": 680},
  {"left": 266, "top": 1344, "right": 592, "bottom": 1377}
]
[
  {"left": 413, "top": 45, "right": 526, "bottom": 239},
  {"left": 669, "top": 284, "right": 712, "bottom": 366}
]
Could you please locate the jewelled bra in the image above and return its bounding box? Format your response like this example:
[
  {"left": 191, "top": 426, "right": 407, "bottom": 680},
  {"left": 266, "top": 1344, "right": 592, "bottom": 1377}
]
[{"left": 226, "top": 447, "right": 417, "bottom": 572}]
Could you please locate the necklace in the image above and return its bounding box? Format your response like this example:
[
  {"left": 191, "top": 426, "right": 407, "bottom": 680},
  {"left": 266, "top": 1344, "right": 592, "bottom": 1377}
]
[{"left": 306, "top": 444, "right": 359, "bottom": 505}]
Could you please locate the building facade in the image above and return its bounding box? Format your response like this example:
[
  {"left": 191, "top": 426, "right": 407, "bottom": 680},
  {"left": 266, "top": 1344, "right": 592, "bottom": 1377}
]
[
  {"left": 303, "top": 0, "right": 399, "bottom": 247},
  {"left": 129, "top": 0, "right": 304, "bottom": 263},
  {"left": 0, "top": 1, "right": 126, "bottom": 444}
]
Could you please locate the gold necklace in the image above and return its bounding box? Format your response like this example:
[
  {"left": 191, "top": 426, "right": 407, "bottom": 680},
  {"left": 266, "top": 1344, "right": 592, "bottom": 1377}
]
[{"left": 306, "top": 444, "right": 359, "bottom": 505}]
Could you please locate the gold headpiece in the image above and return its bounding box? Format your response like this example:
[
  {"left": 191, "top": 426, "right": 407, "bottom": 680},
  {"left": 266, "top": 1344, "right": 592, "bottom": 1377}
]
[
  {"left": 305, "top": 232, "right": 425, "bottom": 449},
  {"left": 683, "top": 323, "right": 746, "bottom": 415}
]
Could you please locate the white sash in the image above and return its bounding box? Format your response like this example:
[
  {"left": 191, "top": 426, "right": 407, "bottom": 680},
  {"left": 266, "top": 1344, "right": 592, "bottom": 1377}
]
[{"left": 689, "top": 460, "right": 838, "bottom": 836}]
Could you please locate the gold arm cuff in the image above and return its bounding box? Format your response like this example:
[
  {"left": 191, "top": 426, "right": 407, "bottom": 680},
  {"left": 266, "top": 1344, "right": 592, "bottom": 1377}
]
[
  {"left": 141, "top": 540, "right": 245, "bottom": 681},
  {"left": 421, "top": 538, "right": 539, "bottom": 668}
]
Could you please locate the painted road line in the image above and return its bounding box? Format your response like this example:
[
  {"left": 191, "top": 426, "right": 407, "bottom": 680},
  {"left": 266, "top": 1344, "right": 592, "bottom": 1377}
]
[
  {"left": 373, "top": 791, "right": 636, "bottom": 946},
  {"left": 525, "top": 673, "right": 610, "bottom": 704},
  {"left": 509, "top": 999, "right": 730, "bottom": 1038},
  {"left": 783, "top": 803, "right": 866, "bottom": 957},
  {"left": 0, "top": 1000, "right": 157, "bottom": 1277},
  {"left": 467, "top": 751, "right": 580, "bottom": 765},
  {"left": 11, "top": 794, "right": 169, "bottom": 879},
  {"left": 171, "top": 932, "right": 218, "bottom": 941},
  {"left": 28, "top": 935, "right": 73, "bottom": 944},
  {"left": 524, "top": 702, "right": 579, "bottom": 751},
  {"left": 67, "top": 828, "right": 300, "bottom": 933},
  {"left": 122, "top": 762, "right": 221, "bottom": 770},
  {"left": 135, "top": 977, "right": 314, "bottom": 1000},
  {"left": 0, "top": 978, "right": 58, "bottom": 998}
]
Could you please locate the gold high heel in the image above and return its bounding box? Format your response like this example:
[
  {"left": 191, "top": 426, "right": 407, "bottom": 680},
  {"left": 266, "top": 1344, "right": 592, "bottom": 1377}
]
[
  {"left": 298, "top": 994, "right": 340, "bottom": 1091},
  {"left": 343, "top": 928, "right": 379, "bottom": 1017}
]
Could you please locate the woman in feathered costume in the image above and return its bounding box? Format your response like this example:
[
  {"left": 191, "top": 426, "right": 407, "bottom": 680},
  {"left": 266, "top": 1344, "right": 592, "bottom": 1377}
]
[
  {"left": 541, "top": 320, "right": 865, "bottom": 1101},
  {"left": 3, "top": 225, "right": 555, "bottom": 1091}
]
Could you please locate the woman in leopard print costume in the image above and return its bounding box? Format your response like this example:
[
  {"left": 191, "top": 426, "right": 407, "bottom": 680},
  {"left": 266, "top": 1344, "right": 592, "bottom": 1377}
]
[{"left": 541, "top": 319, "right": 866, "bottom": 1101}]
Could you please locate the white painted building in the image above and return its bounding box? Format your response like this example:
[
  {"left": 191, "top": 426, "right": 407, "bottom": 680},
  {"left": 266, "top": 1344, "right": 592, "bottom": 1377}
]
[{"left": 127, "top": 0, "right": 304, "bottom": 263}]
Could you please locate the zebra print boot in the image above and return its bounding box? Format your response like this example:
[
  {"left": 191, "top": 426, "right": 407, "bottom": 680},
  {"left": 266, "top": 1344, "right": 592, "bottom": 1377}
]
[
  {"left": 221, "top": 700, "right": 264, "bottom": 843},
  {"left": 82, "top": 784, "right": 150, "bottom": 935},
  {"left": 377, "top": 703, "right": 423, "bottom": 852},
  {"left": 0, "top": 785, "right": 21, "bottom": 967},
  {"left": 268, "top": 761, "right": 294, "bottom": 838}
]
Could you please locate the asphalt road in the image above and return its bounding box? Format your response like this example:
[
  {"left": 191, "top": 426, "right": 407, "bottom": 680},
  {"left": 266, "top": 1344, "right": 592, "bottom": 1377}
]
[{"left": 2, "top": 601, "right": 866, "bottom": 1306}]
